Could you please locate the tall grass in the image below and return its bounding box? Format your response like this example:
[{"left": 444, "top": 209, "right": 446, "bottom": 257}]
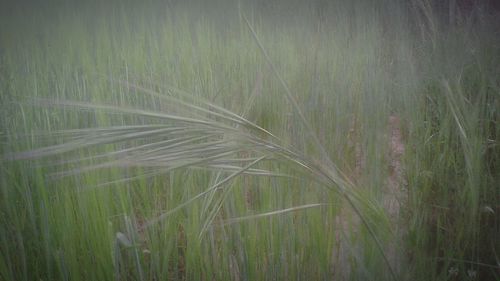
[{"left": 1, "top": 0, "right": 498, "bottom": 280}]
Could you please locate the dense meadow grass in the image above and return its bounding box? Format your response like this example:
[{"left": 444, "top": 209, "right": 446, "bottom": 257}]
[{"left": 0, "top": 0, "right": 499, "bottom": 280}]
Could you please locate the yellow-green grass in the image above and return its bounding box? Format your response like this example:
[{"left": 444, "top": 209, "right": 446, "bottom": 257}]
[{"left": 0, "top": 0, "right": 498, "bottom": 280}]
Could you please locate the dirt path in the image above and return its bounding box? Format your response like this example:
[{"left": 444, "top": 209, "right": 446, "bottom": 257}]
[
  {"left": 385, "top": 115, "right": 406, "bottom": 274},
  {"left": 333, "top": 114, "right": 406, "bottom": 279},
  {"left": 386, "top": 115, "right": 406, "bottom": 219}
]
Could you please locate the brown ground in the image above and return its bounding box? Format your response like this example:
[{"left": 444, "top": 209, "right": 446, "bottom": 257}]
[
  {"left": 385, "top": 115, "right": 406, "bottom": 274},
  {"left": 333, "top": 114, "right": 406, "bottom": 279}
]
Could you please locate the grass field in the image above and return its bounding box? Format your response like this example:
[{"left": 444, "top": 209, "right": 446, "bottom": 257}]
[{"left": 0, "top": 0, "right": 499, "bottom": 280}]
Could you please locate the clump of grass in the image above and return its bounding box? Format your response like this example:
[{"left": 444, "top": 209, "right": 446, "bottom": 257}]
[
  {"left": 1, "top": 0, "right": 499, "bottom": 280},
  {"left": 402, "top": 2, "right": 500, "bottom": 280}
]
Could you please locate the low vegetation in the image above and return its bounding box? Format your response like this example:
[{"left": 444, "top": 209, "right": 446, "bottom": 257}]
[{"left": 0, "top": 0, "right": 498, "bottom": 280}]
